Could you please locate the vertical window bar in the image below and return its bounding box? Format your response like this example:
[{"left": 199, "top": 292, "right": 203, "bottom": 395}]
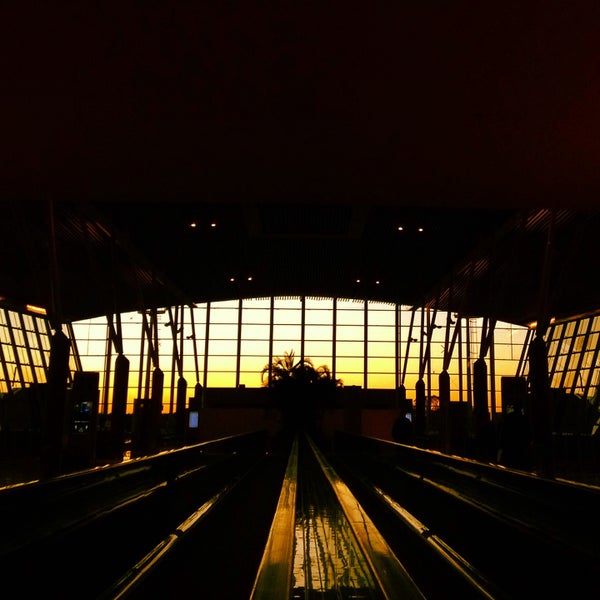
[
  {"left": 103, "top": 324, "right": 112, "bottom": 414},
  {"left": 4, "top": 308, "right": 25, "bottom": 388},
  {"left": 557, "top": 318, "right": 581, "bottom": 390},
  {"left": 189, "top": 304, "right": 200, "bottom": 386},
  {"left": 395, "top": 303, "right": 401, "bottom": 390},
  {"left": 570, "top": 317, "right": 594, "bottom": 396},
  {"left": 203, "top": 302, "right": 211, "bottom": 390},
  {"left": 418, "top": 306, "right": 425, "bottom": 380},
  {"left": 364, "top": 300, "right": 368, "bottom": 389},
  {"left": 402, "top": 308, "right": 416, "bottom": 386},
  {"left": 268, "top": 296, "right": 274, "bottom": 387},
  {"left": 137, "top": 314, "right": 146, "bottom": 400},
  {"left": 236, "top": 298, "right": 242, "bottom": 388},
  {"left": 301, "top": 296, "right": 306, "bottom": 366},
  {"left": 65, "top": 321, "right": 82, "bottom": 372},
  {"left": 179, "top": 305, "right": 186, "bottom": 379},
  {"left": 516, "top": 327, "right": 534, "bottom": 378},
  {"left": 489, "top": 328, "right": 496, "bottom": 418},
  {"left": 0, "top": 322, "right": 11, "bottom": 393},
  {"left": 458, "top": 317, "right": 463, "bottom": 402},
  {"left": 332, "top": 298, "right": 337, "bottom": 380},
  {"left": 32, "top": 315, "right": 50, "bottom": 374},
  {"left": 582, "top": 319, "right": 600, "bottom": 401},
  {"left": 549, "top": 322, "right": 567, "bottom": 382},
  {"left": 18, "top": 312, "right": 37, "bottom": 385},
  {"left": 168, "top": 306, "right": 178, "bottom": 413},
  {"left": 466, "top": 318, "right": 472, "bottom": 410}
]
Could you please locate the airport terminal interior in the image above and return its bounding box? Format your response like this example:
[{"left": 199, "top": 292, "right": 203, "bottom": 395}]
[
  {"left": 2, "top": 5, "right": 600, "bottom": 598},
  {"left": 1, "top": 202, "right": 600, "bottom": 486}
]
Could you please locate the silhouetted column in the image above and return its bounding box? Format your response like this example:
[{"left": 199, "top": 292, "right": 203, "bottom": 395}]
[
  {"left": 528, "top": 334, "right": 553, "bottom": 475},
  {"left": 148, "top": 367, "right": 164, "bottom": 454},
  {"left": 473, "top": 358, "right": 490, "bottom": 458},
  {"left": 175, "top": 376, "right": 188, "bottom": 445},
  {"left": 415, "top": 379, "right": 426, "bottom": 439},
  {"left": 439, "top": 369, "right": 451, "bottom": 453},
  {"left": 396, "top": 384, "right": 406, "bottom": 410},
  {"left": 194, "top": 382, "right": 204, "bottom": 407},
  {"left": 111, "top": 353, "right": 129, "bottom": 458},
  {"left": 41, "top": 329, "right": 71, "bottom": 478}
]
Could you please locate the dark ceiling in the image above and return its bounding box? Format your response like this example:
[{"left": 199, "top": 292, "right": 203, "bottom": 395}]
[{"left": 2, "top": 4, "right": 600, "bottom": 327}]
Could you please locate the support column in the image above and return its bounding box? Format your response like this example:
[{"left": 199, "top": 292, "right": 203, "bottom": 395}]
[
  {"left": 439, "top": 369, "right": 451, "bottom": 453},
  {"left": 415, "top": 379, "right": 426, "bottom": 440},
  {"left": 111, "top": 353, "right": 130, "bottom": 459},
  {"left": 473, "top": 357, "right": 491, "bottom": 459},
  {"left": 528, "top": 334, "right": 553, "bottom": 476},
  {"left": 41, "top": 329, "right": 71, "bottom": 478},
  {"left": 396, "top": 384, "right": 407, "bottom": 411},
  {"left": 175, "top": 375, "right": 188, "bottom": 445},
  {"left": 148, "top": 367, "right": 164, "bottom": 455}
]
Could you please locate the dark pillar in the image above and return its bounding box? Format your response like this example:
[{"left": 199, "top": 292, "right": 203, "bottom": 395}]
[
  {"left": 175, "top": 376, "right": 188, "bottom": 446},
  {"left": 148, "top": 367, "right": 164, "bottom": 455},
  {"left": 194, "top": 382, "right": 204, "bottom": 406},
  {"left": 439, "top": 369, "right": 451, "bottom": 453},
  {"left": 415, "top": 379, "right": 426, "bottom": 439},
  {"left": 528, "top": 335, "right": 553, "bottom": 476},
  {"left": 41, "top": 329, "right": 71, "bottom": 478},
  {"left": 473, "top": 358, "right": 491, "bottom": 459},
  {"left": 396, "top": 384, "right": 406, "bottom": 410},
  {"left": 111, "top": 353, "right": 129, "bottom": 459}
]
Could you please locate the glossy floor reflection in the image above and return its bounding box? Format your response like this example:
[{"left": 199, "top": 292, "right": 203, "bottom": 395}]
[{"left": 291, "top": 443, "right": 383, "bottom": 599}]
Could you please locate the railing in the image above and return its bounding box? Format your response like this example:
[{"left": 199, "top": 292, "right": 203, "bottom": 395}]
[{"left": 0, "top": 430, "right": 266, "bottom": 559}]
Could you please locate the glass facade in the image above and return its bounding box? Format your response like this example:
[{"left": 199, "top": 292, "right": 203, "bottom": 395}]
[
  {"left": 0, "top": 305, "right": 79, "bottom": 394},
  {"left": 2, "top": 298, "right": 598, "bottom": 424},
  {"left": 67, "top": 297, "right": 534, "bottom": 416}
]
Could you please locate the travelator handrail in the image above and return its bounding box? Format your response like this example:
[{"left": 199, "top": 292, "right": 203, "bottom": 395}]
[
  {"left": 0, "top": 430, "right": 266, "bottom": 558},
  {"left": 334, "top": 431, "right": 600, "bottom": 519},
  {"left": 251, "top": 433, "right": 426, "bottom": 600}
]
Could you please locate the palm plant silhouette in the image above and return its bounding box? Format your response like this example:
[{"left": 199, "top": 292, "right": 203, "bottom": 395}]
[
  {"left": 261, "top": 350, "right": 342, "bottom": 388},
  {"left": 261, "top": 350, "right": 342, "bottom": 434}
]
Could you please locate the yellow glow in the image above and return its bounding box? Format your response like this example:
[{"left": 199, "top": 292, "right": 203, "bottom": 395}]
[
  {"left": 26, "top": 304, "right": 47, "bottom": 315},
  {"left": 528, "top": 317, "right": 556, "bottom": 329}
]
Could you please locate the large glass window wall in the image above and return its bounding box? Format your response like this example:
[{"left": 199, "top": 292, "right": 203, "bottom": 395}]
[
  {"left": 5, "top": 297, "right": 597, "bottom": 422},
  {"left": 67, "top": 297, "right": 532, "bottom": 415}
]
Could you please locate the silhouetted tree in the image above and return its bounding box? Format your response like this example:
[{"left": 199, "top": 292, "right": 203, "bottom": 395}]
[{"left": 261, "top": 350, "right": 342, "bottom": 435}]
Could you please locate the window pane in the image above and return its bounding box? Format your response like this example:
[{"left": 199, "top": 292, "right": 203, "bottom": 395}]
[
  {"left": 337, "top": 325, "right": 364, "bottom": 341},
  {"left": 336, "top": 357, "right": 364, "bottom": 372},
  {"left": 367, "top": 373, "right": 395, "bottom": 388},
  {"left": 241, "top": 323, "right": 270, "bottom": 339},
  {"left": 305, "top": 325, "right": 333, "bottom": 340},
  {"left": 336, "top": 341, "right": 363, "bottom": 356},
  {"left": 368, "top": 341, "right": 395, "bottom": 357},
  {"left": 336, "top": 372, "right": 363, "bottom": 387},
  {"left": 240, "top": 339, "right": 270, "bottom": 356},
  {"left": 367, "top": 309, "right": 394, "bottom": 326},
  {"left": 273, "top": 324, "right": 301, "bottom": 341},
  {"left": 304, "top": 341, "right": 332, "bottom": 357}
]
